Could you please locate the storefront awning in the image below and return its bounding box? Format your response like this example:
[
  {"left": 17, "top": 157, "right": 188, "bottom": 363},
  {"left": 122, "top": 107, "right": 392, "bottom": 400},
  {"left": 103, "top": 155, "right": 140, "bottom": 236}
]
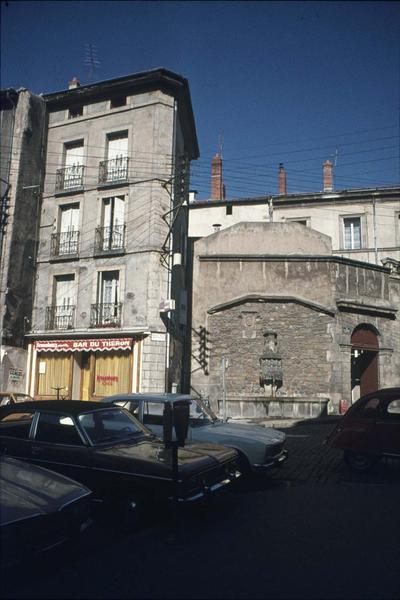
[{"left": 35, "top": 338, "right": 133, "bottom": 353}]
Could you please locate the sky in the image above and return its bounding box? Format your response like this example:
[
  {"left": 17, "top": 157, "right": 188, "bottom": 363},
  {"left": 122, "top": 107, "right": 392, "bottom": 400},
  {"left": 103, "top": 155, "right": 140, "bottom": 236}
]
[{"left": 1, "top": 0, "right": 399, "bottom": 199}]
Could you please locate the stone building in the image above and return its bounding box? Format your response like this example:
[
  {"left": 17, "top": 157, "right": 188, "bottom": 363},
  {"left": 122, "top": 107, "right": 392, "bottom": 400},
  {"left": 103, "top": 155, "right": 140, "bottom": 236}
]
[
  {"left": 0, "top": 89, "right": 46, "bottom": 392},
  {"left": 26, "top": 69, "right": 198, "bottom": 400},
  {"left": 190, "top": 222, "right": 400, "bottom": 418},
  {"left": 189, "top": 159, "right": 400, "bottom": 268}
]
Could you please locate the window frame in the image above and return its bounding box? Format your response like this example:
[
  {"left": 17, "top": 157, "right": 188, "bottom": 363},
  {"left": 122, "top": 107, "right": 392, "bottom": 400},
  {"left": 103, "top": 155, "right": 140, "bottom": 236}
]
[{"left": 341, "top": 214, "right": 364, "bottom": 250}]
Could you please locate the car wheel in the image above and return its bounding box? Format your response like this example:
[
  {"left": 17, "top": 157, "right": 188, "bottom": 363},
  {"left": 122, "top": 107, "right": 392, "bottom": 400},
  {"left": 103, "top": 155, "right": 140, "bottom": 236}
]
[
  {"left": 344, "top": 450, "right": 378, "bottom": 472},
  {"left": 237, "top": 451, "right": 252, "bottom": 477}
]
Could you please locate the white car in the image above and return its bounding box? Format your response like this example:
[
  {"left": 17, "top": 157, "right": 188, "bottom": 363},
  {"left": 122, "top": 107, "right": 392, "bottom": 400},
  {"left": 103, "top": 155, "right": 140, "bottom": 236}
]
[{"left": 101, "top": 393, "right": 288, "bottom": 474}]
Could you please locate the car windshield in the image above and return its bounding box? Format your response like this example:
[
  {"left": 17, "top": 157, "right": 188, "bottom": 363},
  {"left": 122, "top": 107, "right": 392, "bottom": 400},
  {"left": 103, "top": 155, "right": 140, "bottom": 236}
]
[
  {"left": 189, "top": 398, "right": 220, "bottom": 425},
  {"left": 78, "top": 408, "right": 149, "bottom": 445}
]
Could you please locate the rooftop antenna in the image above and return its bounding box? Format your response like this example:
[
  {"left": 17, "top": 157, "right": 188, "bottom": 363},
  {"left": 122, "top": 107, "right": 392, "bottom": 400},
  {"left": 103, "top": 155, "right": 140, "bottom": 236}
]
[
  {"left": 84, "top": 44, "right": 100, "bottom": 83},
  {"left": 218, "top": 132, "right": 224, "bottom": 159},
  {"left": 332, "top": 147, "right": 340, "bottom": 167}
]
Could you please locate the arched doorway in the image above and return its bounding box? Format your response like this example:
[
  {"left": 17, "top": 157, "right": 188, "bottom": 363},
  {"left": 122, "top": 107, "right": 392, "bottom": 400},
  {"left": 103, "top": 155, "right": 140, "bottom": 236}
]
[{"left": 351, "top": 326, "right": 379, "bottom": 401}]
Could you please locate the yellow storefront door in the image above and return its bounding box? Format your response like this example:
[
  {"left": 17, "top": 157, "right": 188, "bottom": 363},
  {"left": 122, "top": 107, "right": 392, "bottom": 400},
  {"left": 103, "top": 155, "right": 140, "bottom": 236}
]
[{"left": 81, "top": 353, "right": 91, "bottom": 400}]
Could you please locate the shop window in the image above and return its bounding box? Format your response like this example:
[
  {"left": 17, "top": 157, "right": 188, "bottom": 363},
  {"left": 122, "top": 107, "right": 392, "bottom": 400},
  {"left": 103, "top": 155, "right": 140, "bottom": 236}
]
[
  {"left": 93, "top": 350, "right": 131, "bottom": 397},
  {"left": 36, "top": 353, "right": 72, "bottom": 399}
]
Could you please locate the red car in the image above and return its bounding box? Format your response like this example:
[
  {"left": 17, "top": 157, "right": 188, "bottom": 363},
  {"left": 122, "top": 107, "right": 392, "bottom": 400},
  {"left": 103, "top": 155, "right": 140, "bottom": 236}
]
[{"left": 326, "top": 387, "right": 400, "bottom": 471}]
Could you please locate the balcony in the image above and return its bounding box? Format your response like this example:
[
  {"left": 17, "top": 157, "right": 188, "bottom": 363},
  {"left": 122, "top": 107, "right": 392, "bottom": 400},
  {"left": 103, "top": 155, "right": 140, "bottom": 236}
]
[
  {"left": 56, "top": 165, "right": 85, "bottom": 192},
  {"left": 94, "top": 225, "right": 125, "bottom": 255},
  {"left": 45, "top": 305, "right": 75, "bottom": 330},
  {"left": 90, "top": 302, "right": 122, "bottom": 327},
  {"left": 98, "top": 157, "right": 129, "bottom": 185},
  {"left": 50, "top": 230, "right": 80, "bottom": 258}
]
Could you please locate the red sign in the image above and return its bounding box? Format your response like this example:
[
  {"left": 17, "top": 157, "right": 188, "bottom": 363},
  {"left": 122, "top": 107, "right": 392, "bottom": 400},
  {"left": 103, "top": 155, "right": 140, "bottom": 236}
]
[{"left": 35, "top": 338, "right": 132, "bottom": 353}]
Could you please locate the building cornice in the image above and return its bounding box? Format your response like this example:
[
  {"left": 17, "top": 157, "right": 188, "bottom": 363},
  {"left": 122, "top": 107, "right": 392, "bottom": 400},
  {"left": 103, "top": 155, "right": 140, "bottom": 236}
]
[
  {"left": 207, "top": 294, "right": 335, "bottom": 316},
  {"left": 197, "top": 254, "right": 390, "bottom": 272}
]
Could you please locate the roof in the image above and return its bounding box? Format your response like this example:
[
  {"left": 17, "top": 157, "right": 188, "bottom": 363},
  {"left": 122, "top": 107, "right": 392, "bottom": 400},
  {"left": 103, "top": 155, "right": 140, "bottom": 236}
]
[
  {"left": 0, "top": 400, "right": 115, "bottom": 415},
  {"left": 190, "top": 185, "right": 400, "bottom": 208},
  {"left": 43, "top": 67, "right": 199, "bottom": 160}
]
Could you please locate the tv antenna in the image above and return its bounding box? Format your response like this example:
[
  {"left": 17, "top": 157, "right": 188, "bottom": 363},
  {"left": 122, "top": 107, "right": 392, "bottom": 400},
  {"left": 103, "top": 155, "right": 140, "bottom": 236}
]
[
  {"left": 84, "top": 44, "right": 100, "bottom": 82},
  {"left": 218, "top": 132, "right": 224, "bottom": 159},
  {"left": 332, "top": 147, "right": 340, "bottom": 167}
]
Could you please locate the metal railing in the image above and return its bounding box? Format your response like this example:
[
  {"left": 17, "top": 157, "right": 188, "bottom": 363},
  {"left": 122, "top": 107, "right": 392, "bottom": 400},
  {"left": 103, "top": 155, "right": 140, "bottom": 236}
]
[
  {"left": 45, "top": 305, "right": 75, "bottom": 330},
  {"left": 56, "top": 165, "right": 85, "bottom": 192},
  {"left": 98, "top": 157, "right": 129, "bottom": 184},
  {"left": 94, "top": 224, "right": 125, "bottom": 253},
  {"left": 50, "top": 230, "right": 80, "bottom": 257},
  {"left": 90, "top": 302, "right": 122, "bottom": 327}
]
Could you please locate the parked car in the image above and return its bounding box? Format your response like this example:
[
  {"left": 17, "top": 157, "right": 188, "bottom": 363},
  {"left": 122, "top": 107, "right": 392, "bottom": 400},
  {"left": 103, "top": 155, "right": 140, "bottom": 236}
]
[
  {"left": 101, "top": 393, "right": 288, "bottom": 474},
  {"left": 0, "top": 401, "right": 240, "bottom": 517},
  {"left": 325, "top": 387, "right": 400, "bottom": 471},
  {"left": 0, "top": 392, "right": 34, "bottom": 406},
  {"left": 0, "top": 455, "right": 92, "bottom": 568}
]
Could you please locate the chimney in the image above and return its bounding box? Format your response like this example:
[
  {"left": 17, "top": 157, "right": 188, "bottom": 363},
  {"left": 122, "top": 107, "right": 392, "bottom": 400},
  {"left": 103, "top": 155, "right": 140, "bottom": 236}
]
[
  {"left": 211, "top": 154, "right": 225, "bottom": 200},
  {"left": 323, "top": 160, "right": 333, "bottom": 192},
  {"left": 68, "top": 77, "right": 80, "bottom": 89},
  {"left": 278, "top": 163, "right": 287, "bottom": 195}
]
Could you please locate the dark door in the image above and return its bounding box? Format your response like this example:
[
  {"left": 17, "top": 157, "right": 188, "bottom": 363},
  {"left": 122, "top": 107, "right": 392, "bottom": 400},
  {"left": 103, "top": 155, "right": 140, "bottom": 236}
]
[{"left": 351, "top": 328, "right": 379, "bottom": 397}]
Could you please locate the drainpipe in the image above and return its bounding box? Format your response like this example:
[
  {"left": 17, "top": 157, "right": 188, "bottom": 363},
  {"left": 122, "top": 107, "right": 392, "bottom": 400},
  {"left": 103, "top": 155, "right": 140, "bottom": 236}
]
[
  {"left": 164, "top": 100, "right": 178, "bottom": 391},
  {"left": 372, "top": 193, "right": 378, "bottom": 265}
]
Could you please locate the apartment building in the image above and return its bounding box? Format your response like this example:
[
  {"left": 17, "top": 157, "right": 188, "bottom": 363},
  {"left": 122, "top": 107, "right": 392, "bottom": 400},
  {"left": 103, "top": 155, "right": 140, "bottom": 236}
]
[{"left": 26, "top": 69, "right": 198, "bottom": 400}]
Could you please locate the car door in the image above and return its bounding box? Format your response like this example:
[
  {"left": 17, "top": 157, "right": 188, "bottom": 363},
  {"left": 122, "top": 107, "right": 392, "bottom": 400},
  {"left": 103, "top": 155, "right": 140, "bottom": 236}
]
[
  {"left": 30, "top": 411, "right": 92, "bottom": 487},
  {"left": 0, "top": 409, "right": 35, "bottom": 460},
  {"left": 375, "top": 398, "right": 400, "bottom": 457}
]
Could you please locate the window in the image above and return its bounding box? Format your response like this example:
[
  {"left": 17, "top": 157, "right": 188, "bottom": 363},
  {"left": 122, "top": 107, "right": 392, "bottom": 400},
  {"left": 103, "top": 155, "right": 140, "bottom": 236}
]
[
  {"left": 57, "top": 141, "right": 85, "bottom": 191},
  {"left": 91, "top": 270, "right": 121, "bottom": 326},
  {"left": 68, "top": 106, "right": 83, "bottom": 119},
  {"left": 46, "top": 274, "right": 76, "bottom": 329},
  {"left": 387, "top": 399, "right": 400, "bottom": 415},
  {"left": 99, "top": 132, "right": 129, "bottom": 183},
  {"left": 343, "top": 217, "right": 362, "bottom": 250},
  {"left": 286, "top": 217, "right": 310, "bottom": 227},
  {"left": 110, "top": 96, "right": 126, "bottom": 109},
  {"left": 0, "top": 412, "right": 34, "bottom": 439},
  {"left": 35, "top": 413, "right": 83, "bottom": 445},
  {"left": 52, "top": 204, "right": 79, "bottom": 256},
  {"left": 226, "top": 204, "right": 233, "bottom": 216},
  {"left": 36, "top": 354, "right": 72, "bottom": 398},
  {"left": 97, "top": 196, "right": 125, "bottom": 251}
]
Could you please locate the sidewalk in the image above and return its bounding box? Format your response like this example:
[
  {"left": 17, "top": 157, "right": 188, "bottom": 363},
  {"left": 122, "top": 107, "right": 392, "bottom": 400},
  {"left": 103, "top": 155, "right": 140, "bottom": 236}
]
[{"left": 227, "top": 415, "right": 342, "bottom": 429}]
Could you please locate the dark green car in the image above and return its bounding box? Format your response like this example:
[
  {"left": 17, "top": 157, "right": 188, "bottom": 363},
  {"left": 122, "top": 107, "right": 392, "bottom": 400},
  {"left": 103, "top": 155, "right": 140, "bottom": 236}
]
[{"left": 0, "top": 401, "right": 240, "bottom": 512}]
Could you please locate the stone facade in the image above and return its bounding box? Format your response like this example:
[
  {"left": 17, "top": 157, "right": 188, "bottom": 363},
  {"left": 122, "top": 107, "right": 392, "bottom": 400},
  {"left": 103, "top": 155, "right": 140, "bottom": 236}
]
[
  {"left": 190, "top": 222, "right": 399, "bottom": 417},
  {"left": 26, "top": 70, "right": 198, "bottom": 399}
]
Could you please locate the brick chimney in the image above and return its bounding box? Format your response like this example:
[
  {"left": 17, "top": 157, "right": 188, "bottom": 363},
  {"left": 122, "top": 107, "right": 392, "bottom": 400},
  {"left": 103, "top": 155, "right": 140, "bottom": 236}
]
[
  {"left": 68, "top": 77, "right": 80, "bottom": 89},
  {"left": 323, "top": 160, "right": 333, "bottom": 192},
  {"left": 211, "top": 154, "right": 225, "bottom": 200},
  {"left": 278, "top": 163, "right": 287, "bottom": 195}
]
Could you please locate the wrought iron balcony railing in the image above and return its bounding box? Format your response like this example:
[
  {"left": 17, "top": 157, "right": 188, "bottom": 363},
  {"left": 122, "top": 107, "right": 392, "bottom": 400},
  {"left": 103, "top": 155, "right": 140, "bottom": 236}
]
[
  {"left": 45, "top": 305, "right": 76, "bottom": 330},
  {"left": 94, "top": 225, "right": 125, "bottom": 253},
  {"left": 56, "top": 165, "right": 85, "bottom": 192},
  {"left": 98, "top": 157, "right": 129, "bottom": 184},
  {"left": 50, "top": 230, "right": 80, "bottom": 257},
  {"left": 90, "top": 302, "right": 122, "bottom": 327}
]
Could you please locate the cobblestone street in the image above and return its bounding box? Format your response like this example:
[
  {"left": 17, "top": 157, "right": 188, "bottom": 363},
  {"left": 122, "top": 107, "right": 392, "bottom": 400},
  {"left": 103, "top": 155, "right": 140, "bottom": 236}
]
[{"left": 267, "top": 417, "right": 400, "bottom": 487}]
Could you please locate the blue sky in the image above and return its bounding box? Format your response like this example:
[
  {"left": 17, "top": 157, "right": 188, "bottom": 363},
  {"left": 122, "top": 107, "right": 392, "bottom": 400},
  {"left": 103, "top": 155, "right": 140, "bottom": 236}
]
[{"left": 1, "top": 0, "right": 399, "bottom": 198}]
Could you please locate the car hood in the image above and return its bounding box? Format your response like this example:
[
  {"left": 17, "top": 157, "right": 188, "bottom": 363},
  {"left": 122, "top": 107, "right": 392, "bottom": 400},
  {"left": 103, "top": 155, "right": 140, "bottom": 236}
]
[
  {"left": 93, "top": 439, "right": 237, "bottom": 478},
  {"left": 193, "top": 421, "right": 286, "bottom": 444},
  {"left": 0, "top": 457, "right": 91, "bottom": 527}
]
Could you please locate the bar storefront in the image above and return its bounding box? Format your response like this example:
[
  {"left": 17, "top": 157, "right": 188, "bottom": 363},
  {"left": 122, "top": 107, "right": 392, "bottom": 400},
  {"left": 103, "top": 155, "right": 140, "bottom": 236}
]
[{"left": 29, "top": 337, "right": 141, "bottom": 401}]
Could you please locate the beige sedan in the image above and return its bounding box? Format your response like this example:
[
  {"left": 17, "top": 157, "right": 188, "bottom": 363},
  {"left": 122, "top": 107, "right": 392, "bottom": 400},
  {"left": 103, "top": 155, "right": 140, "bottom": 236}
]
[{"left": 0, "top": 391, "right": 34, "bottom": 406}]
